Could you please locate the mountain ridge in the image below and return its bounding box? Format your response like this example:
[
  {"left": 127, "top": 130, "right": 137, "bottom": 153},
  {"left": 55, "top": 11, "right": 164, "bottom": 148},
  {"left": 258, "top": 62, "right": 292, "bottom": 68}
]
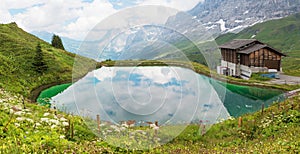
[{"left": 187, "top": 0, "right": 300, "bottom": 35}]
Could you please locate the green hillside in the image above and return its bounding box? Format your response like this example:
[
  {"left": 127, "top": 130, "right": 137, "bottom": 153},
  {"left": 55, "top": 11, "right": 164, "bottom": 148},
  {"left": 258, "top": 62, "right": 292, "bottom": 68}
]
[
  {"left": 1, "top": 85, "right": 299, "bottom": 153},
  {"left": 216, "top": 13, "right": 300, "bottom": 76},
  {"left": 0, "top": 22, "right": 92, "bottom": 100}
]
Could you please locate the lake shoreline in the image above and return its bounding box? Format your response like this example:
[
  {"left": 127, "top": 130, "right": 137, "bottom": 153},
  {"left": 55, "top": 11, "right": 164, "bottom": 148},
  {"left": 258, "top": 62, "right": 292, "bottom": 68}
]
[{"left": 32, "top": 62, "right": 293, "bottom": 103}]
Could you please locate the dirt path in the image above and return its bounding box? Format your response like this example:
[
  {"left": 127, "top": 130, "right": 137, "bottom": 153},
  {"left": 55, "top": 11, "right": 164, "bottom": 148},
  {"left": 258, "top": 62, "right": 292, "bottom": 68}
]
[{"left": 268, "top": 73, "right": 300, "bottom": 85}]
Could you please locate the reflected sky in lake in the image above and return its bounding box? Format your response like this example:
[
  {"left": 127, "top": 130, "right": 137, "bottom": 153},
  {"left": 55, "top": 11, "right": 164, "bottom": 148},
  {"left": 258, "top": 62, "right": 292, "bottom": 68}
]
[{"left": 51, "top": 67, "right": 230, "bottom": 125}]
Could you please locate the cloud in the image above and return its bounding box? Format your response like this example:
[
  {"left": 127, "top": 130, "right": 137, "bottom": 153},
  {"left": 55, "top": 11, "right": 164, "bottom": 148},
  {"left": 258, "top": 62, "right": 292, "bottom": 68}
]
[
  {"left": 139, "top": 0, "right": 202, "bottom": 11},
  {"left": 0, "top": 0, "right": 202, "bottom": 40},
  {"left": 0, "top": 2, "right": 13, "bottom": 23}
]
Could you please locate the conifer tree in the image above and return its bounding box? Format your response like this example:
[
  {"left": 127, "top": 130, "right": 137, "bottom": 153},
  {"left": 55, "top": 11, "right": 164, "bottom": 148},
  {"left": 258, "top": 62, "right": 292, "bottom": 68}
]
[
  {"left": 32, "top": 43, "right": 48, "bottom": 74},
  {"left": 51, "top": 34, "right": 65, "bottom": 50}
]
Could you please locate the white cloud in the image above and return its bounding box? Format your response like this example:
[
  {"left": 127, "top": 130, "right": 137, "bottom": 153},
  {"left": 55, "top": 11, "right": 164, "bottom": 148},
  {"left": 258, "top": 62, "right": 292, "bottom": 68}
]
[
  {"left": 0, "top": 2, "right": 13, "bottom": 23},
  {"left": 0, "top": 0, "right": 202, "bottom": 40},
  {"left": 139, "top": 0, "right": 202, "bottom": 11}
]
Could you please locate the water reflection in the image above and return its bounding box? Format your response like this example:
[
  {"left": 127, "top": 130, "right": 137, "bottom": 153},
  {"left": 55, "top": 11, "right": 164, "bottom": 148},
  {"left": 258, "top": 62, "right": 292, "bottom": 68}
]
[
  {"left": 51, "top": 66, "right": 285, "bottom": 124},
  {"left": 51, "top": 67, "right": 230, "bottom": 125}
]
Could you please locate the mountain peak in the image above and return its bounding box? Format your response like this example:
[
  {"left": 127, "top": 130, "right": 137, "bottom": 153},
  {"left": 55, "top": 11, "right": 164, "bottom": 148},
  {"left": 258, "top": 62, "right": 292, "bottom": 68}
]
[{"left": 187, "top": 0, "right": 300, "bottom": 35}]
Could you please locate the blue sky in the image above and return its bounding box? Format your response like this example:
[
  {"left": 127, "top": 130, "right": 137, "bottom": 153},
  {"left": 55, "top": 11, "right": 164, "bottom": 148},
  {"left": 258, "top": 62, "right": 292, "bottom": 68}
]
[{"left": 0, "top": 0, "right": 202, "bottom": 40}]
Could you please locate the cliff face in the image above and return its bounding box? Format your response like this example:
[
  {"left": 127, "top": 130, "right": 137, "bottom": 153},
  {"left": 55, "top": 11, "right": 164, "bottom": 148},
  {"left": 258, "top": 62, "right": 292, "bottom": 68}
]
[{"left": 186, "top": 0, "right": 300, "bottom": 34}]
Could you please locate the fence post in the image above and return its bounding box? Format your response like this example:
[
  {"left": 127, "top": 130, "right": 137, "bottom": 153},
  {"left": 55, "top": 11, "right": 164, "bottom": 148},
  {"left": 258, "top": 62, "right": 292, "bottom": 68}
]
[
  {"left": 71, "top": 119, "right": 74, "bottom": 139},
  {"left": 201, "top": 125, "right": 206, "bottom": 136},
  {"left": 154, "top": 121, "right": 159, "bottom": 136},
  {"left": 261, "top": 103, "right": 265, "bottom": 116},
  {"left": 238, "top": 117, "right": 243, "bottom": 128},
  {"left": 97, "top": 115, "right": 101, "bottom": 133}
]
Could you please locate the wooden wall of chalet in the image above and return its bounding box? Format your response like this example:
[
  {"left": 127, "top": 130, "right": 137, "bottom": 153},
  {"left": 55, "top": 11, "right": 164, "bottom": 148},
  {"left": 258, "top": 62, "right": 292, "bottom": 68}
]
[
  {"left": 247, "top": 48, "right": 282, "bottom": 70},
  {"left": 221, "top": 49, "right": 237, "bottom": 63}
]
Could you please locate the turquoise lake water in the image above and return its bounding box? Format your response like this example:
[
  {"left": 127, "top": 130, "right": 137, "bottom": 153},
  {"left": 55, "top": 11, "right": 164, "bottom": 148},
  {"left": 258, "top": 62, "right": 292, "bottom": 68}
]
[{"left": 49, "top": 66, "right": 285, "bottom": 124}]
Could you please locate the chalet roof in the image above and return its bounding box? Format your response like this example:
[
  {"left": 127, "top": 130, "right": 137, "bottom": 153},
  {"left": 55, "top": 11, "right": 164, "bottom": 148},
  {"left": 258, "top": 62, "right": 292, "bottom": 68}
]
[
  {"left": 219, "top": 39, "right": 286, "bottom": 56},
  {"left": 238, "top": 44, "right": 267, "bottom": 54},
  {"left": 219, "top": 39, "right": 258, "bottom": 49}
]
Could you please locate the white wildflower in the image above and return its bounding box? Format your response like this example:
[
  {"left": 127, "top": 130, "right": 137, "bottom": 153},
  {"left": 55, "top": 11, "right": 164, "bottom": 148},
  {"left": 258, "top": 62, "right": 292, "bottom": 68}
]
[
  {"left": 59, "top": 135, "right": 65, "bottom": 139},
  {"left": 60, "top": 117, "right": 67, "bottom": 121},
  {"left": 114, "top": 128, "right": 120, "bottom": 132},
  {"left": 121, "top": 123, "right": 129, "bottom": 128},
  {"left": 49, "top": 119, "right": 59, "bottom": 125},
  {"left": 62, "top": 122, "right": 69, "bottom": 126},
  {"left": 106, "top": 130, "right": 112, "bottom": 133},
  {"left": 41, "top": 118, "right": 49, "bottom": 123},
  {"left": 43, "top": 113, "right": 51, "bottom": 117},
  {"left": 26, "top": 118, "right": 34, "bottom": 123},
  {"left": 51, "top": 125, "right": 57, "bottom": 129},
  {"left": 135, "top": 130, "right": 145, "bottom": 134},
  {"left": 23, "top": 109, "right": 31, "bottom": 112},
  {"left": 16, "top": 117, "right": 24, "bottom": 121},
  {"left": 110, "top": 125, "right": 119, "bottom": 130},
  {"left": 14, "top": 123, "right": 20, "bottom": 127},
  {"left": 120, "top": 127, "right": 126, "bottom": 131},
  {"left": 14, "top": 111, "right": 24, "bottom": 116},
  {"left": 35, "top": 123, "right": 42, "bottom": 127}
]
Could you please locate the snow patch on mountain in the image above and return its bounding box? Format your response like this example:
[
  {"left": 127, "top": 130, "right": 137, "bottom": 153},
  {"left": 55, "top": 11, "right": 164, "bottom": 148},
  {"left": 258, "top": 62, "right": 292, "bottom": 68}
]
[{"left": 216, "top": 19, "right": 228, "bottom": 32}]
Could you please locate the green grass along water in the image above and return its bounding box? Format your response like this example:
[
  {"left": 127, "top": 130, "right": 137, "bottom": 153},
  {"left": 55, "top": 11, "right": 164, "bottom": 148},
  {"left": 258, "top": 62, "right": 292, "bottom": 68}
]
[{"left": 37, "top": 83, "right": 71, "bottom": 106}]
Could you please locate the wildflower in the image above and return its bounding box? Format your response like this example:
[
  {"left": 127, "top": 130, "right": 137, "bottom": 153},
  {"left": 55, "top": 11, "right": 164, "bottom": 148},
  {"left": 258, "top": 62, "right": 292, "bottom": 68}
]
[
  {"left": 106, "top": 130, "right": 112, "bottom": 133},
  {"left": 23, "top": 109, "right": 31, "bottom": 112},
  {"left": 43, "top": 113, "right": 51, "bottom": 117},
  {"left": 41, "top": 118, "right": 49, "bottom": 123},
  {"left": 60, "top": 117, "right": 67, "bottom": 121},
  {"left": 49, "top": 119, "right": 59, "bottom": 125},
  {"left": 110, "top": 125, "right": 119, "bottom": 130},
  {"left": 14, "top": 123, "right": 20, "bottom": 127},
  {"left": 121, "top": 123, "right": 129, "bottom": 128},
  {"left": 62, "top": 122, "right": 69, "bottom": 126},
  {"left": 51, "top": 125, "right": 57, "bottom": 129},
  {"left": 35, "top": 123, "right": 42, "bottom": 127},
  {"left": 14, "top": 111, "right": 24, "bottom": 116},
  {"left": 16, "top": 117, "right": 24, "bottom": 121},
  {"left": 59, "top": 135, "right": 65, "bottom": 139},
  {"left": 135, "top": 130, "right": 145, "bottom": 134},
  {"left": 120, "top": 127, "right": 126, "bottom": 131},
  {"left": 26, "top": 118, "right": 34, "bottom": 123}
]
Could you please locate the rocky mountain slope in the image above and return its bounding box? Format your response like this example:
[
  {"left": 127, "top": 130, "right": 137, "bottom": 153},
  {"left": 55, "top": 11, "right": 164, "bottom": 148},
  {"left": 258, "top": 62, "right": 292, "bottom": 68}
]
[{"left": 188, "top": 0, "right": 300, "bottom": 35}]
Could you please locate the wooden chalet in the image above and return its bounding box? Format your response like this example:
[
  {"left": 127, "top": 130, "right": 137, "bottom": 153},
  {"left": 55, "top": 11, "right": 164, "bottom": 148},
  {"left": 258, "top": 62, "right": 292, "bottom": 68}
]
[{"left": 218, "top": 39, "right": 286, "bottom": 79}]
